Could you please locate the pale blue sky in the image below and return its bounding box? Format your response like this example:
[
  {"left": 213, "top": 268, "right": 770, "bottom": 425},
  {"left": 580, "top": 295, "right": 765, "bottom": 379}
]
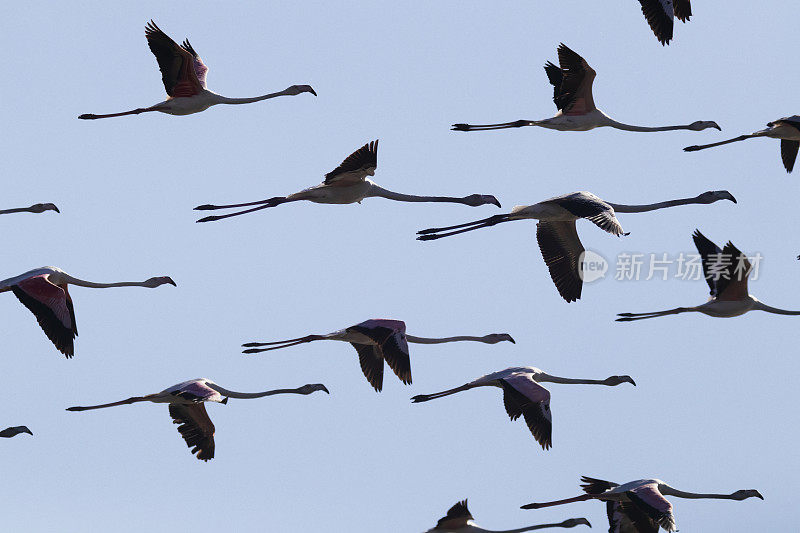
[{"left": 1, "top": 1, "right": 796, "bottom": 531}]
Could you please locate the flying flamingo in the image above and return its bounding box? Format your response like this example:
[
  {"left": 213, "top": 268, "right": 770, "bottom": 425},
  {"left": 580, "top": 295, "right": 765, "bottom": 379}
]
[
  {"left": 426, "top": 499, "right": 591, "bottom": 532},
  {"left": 242, "top": 319, "right": 514, "bottom": 392},
  {"left": 0, "top": 203, "right": 59, "bottom": 215},
  {"left": 451, "top": 44, "right": 719, "bottom": 134},
  {"left": 0, "top": 266, "right": 176, "bottom": 357},
  {"left": 195, "top": 140, "right": 501, "bottom": 222},
  {"left": 67, "top": 379, "right": 329, "bottom": 461},
  {"left": 78, "top": 21, "right": 315, "bottom": 120},
  {"left": 0, "top": 426, "right": 32, "bottom": 438},
  {"left": 417, "top": 190, "right": 736, "bottom": 302},
  {"left": 684, "top": 116, "right": 800, "bottom": 173},
  {"left": 411, "top": 367, "right": 635, "bottom": 449},
  {"left": 638, "top": 1, "right": 692, "bottom": 45},
  {"left": 521, "top": 476, "right": 763, "bottom": 533},
  {"left": 618, "top": 230, "right": 800, "bottom": 321}
]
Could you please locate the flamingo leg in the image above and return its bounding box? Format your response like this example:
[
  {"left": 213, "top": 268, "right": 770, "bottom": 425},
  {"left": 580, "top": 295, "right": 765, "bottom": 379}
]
[
  {"left": 521, "top": 494, "right": 594, "bottom": 510},
  {"left": 78, "top": 107, "right": 163, "bottom": 120},
  {"left": 452, "top": 120, "right": 535, "bottom": 131},
  {"left": 194, "top": 197, "right": 286, "bottom": 211},
  {"left": 242, "top": 335, "right": 324, "bottom": 353},
  {"left": 195, "top": 199, "right": 288, "bottom": 223},
  {"left": 616, "top": 307, "right": 690, "bottom": 322},
  {"left": 683, "top": 134, "right": 756, "bottom": 152}
]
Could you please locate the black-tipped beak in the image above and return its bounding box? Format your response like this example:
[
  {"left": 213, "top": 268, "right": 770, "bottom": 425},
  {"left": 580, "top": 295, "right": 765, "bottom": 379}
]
[
  {"left": 755, "top": 491, "right": 764, "bottom": 500},
  {"left": 167, "top": 278, "right": 177, "bottom": 286},
  {"left": 508, "top": 336, "right": 516, "bottom": 344},
  {"left": 319, "top": 385, "right": 330, "bottom": 394},
  {"left": 629, "top": 378, "right": 637, "bottom": 386},
  {"left": 729, "top": 195, "right": 738, "bottom": 204},
  {"left": 53, "top": 206, "right": 61, "bottom": 213},
  {"left": 308, "top": 87, "right": 318, "bottom": 96},
  {"left": 713, "top": 124, "right": 722, "bottom": 131},
  {"left": 491, "top": 197, "right": 501, "bottom": 208}
]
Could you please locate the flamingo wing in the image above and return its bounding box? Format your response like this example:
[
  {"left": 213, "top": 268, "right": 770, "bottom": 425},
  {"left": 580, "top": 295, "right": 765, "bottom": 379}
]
[
  {"left": 180, "top": 39, "right": 209, "bottom": 89},
  {"left": 626, "top": 485, "right": 676, "bottom": 532},
  {"left": 780, "top": 140, "right": 799, "bottom": 173},
  {"left": 436, "top": 499, "right": 473, "bottom": 529},
  {"left": 379, "top": 331, "right": 411, "bottom": 385},
  {"left": 716, "top": 241, "right": 751, "bottom": 301},
  {"left": 351, "top": 343, "right": 384, "bottom": 392},
  {"left": 553, "top": 43, "right": 596, "bottom": 114},
  {"left": 324, "top": 140, "right": 379, "bottom": 184},
  {"left": 580, "top": 476, "right": 619, "bottom": 494},
  {"left": 499, "top": 374, "right": 552, "bottom": 449},
  {"left": 692, "top": 229, "right": 728, "bottom": 298},
  {"left": 145, "top": 21, "right": 203, "bottom": 97},
  {"left": 536, "top": 221, "right": 585, "bottom": 303},
  {"left": 549, "top": 193, "right": 625, "bottom": 236},
  {"left": 12, "top": 275, "right": 77, "bottom": 357},
  {"left": 168, "top": 403, "right": 215, "bottom": 461},
  {"left": 673, "top": 0, "right": 692, "bottom": 22},
  {"left": 639, "top": 0, "right": 675, "bottom": 45},
  {"left": 607, "top": 500, "right": 660, "bottom": 533}
]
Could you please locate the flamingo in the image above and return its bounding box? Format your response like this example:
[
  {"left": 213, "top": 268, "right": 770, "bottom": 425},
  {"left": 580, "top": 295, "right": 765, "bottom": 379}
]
[
  {"left": 638, "top": 1, "right": 692, "bottom": 45},
  {"left": 194, "top": 140, "right": 501, "bottom": 222},
  {"left": 417, "top": 191, "right": 736, "bottom": 302},
  {"left": 684, "top": 116, "right": 800, "bottom": 173},
  {"left": 427, "top": 499, "right": 591, "bottom": 532},
  {"left": 411, "top": 367, "right": 635, "bottom": 449},
  {"left": 451, "top": 44, "right": 719, "bottom": 134},
  {"left": 0, "top": 266, "right": 176, "bottom": 357},
  {"left": 618, "top": 230, "right": 800, "bottom": 321},
  {"left": 521, "top": 476, "right": 763, "bottom": 533},
  {"left": 0, "top": 203, "right": 59, "bottom": 215},
  {"left": 66, "top": 379, "right": 329, "bottom": 461},
  {"left": 242, "top": 319, "right": 514, "bottom": 392},
  {"left": 0, "top": 426, "right": 32, "bottom": 438},
  {"left": 78, "top": 21, "right": 315, "bottom": 120}
]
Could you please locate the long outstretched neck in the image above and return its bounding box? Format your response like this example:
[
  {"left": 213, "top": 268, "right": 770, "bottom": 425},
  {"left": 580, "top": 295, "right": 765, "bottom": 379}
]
[
  {"left": 753, "top": 301, "right": 800, "bottom": 315},
  {"left": 521, "top": 494, "right": 594, "bottom": 510},
  {"left": 417, "top": 214, "right": 513, "bottom": 240},
  {"left": 207, "top": 383, "right": 322, "bottom": 399},
  {"left": 608, "top": 194, "right": 717, "bottom": 213},
  {"left": 242, "top": 334, "right": 327, "bottom": 354},
  {"left": 406, "top": 335, "right": 496, "bottom": 344},
  {"left": 685, "top": 133, "right": 765, "bottom": 152},
  {"left": 66, "top": 395, "right": 157, "bottom": 411},
  {"left": 0, "top": 207, "right": 33, "bottom": 215},
  {"left": 194, "top": 197, "right": 295, "bottom": 223},
  {"left": 659, "top": 486, "right": 741, "bottom": 500},
  {"left": 536, "top": 373, "right": 634, "bottom": 386},
  {"left": 78, "top": 106, "right": 164, "bottom": 120},
  {"left": 452, "top": 119, "right": 538, "bottom": 131},
  {"left": 484, "top": 523, "right": 578, "bottom": 533},
  {"left": 368, "top": 185, "right": 478, "bottom": 205},
  {"left": 217, "top": 88, "right": 305, "bottom": 105},
  {"left": 411, "top": 384, "right": 475, "bottom": 403},
  {"left": 605, "top": 118, "right": 699, "bottom": 132},
  {"left": 60, "top": 275, "right": 154, "bottom": 289}
]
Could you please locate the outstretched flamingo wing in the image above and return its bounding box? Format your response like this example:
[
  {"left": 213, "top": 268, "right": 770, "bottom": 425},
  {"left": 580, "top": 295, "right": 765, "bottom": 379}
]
[
  {"left": 12, "top": 275, "right": 77, "bottom": 357},
  {"left": 780, "top": 140, "right": 799, "bottom": 173},
  {"left": 145, "top": 21, "right": 203, "bottom": 97},
  {"left": 435, "top": 500, "right": 473, "bottom": 529},
  {"left": 351, "top": 343, "right": 384, "bottom": 392},
  {"left": 180, "top": 39, "right": 209, "bottom": 89},
  {"left": 324, "top": 140, "right": 378, "bottom": 184},
  {"left": 639, "top": 0, "right": 675, "bottom": 45},
  {"left": 499, "top": 373, "right": 552, "bottom": 449},
  {"left": 607, "top": 500, "right": 660, "bottom": 533},
  {"left": 627, "top": 484, "right": 676, "bottom": 532},
  {"left": 554, "top": 43, "right": 596, "bottom": 115},
  {"left": 168, "top": 403, "right": 216, "bottom": 461},
  {"left": 536, "top": 221, "right": 584, "bottom": 303},
  {"left": 717, "top": 241, "right": 750, "bottom": 301},
  {"left": 673, "top": 0, "right": 692, "bottom": 22},
  {"left": 349, "top": 319, "right": 411, "bottom": 386}
]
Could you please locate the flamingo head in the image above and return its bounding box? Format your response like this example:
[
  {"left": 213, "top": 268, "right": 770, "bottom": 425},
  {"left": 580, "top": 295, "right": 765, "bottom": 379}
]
[
  {"left": 483, "top": 333, "right": 515, "bottom": 344},
  {"left": 560, "top": 517, "right": 592, "bottom": 528},
  {"left": 285, "top": 84, "right": 317, "bottom": 96},
  {"left": 689, "top": 120, "right": 721, "bottom": 131},
  {"left": 30, "top": 203, "right": 60, "bottom": 213},
  {"left": 464, "top": 194, "right": 501, "bottom": 207},
  {"left": 144, "top": 276, "right": 177, "bottom": 288},
  {"left": 604, "top": 375, "right": 636, "bottom": 386},
  {"left": 731, "top": 489, "right": 764, "bottom": 500},
  {"left": 697, "top": 191, "right": 737, "bottom": 204},
  {"left": 297, "top": 383, "right": 330, "bottom": 395}
]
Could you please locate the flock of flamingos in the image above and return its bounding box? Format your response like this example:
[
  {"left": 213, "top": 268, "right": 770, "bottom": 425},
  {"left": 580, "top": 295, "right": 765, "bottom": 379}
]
[{"left": 2, "top": 3, "right": 795, "bottom": 532}]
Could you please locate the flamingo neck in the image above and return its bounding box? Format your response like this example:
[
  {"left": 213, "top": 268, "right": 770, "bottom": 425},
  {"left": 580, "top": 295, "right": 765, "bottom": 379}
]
[
  {"left": 604, "top": 118, "right": 693, "bottom": 132},
  {"left": 659, "top": 486, "right": 738, "bottom": 500},
  {"left": 752, "top": 301, "right": 800, "bottom": 315},
  {"left": 216, "top": 90, "right": 293, "bottom": 105},
  {"left": 367, "top": 185, "right": 474, "bottom": 204},
  {"left": 59, "top": 275, "right": 154, "bottom": 289},
  {"left": 607, "top": 195, "right": 711, "bottom": 213},
  {"left": 405, "top": 335, "right": 495, "bottom": 344}
]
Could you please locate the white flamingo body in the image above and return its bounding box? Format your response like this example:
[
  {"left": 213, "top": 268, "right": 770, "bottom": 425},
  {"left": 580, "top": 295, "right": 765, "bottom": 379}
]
[
  {"left": 66, "top": 379, "right": 329, "bottom": 461},
  {"left": 0, "top": 266, "right": 175, "bottom": 357},
  {"left": 412, "top": 366, "right": 635, "bottom": 449},
  {"left": 78, "top": 21, "right": 315, "bottom": 120},
  {"left": 522, "top": 476, "right": 763, "bottom": 533},
  {"left": 242, "top": 318, "right": 514, "bottom": 392},
  {"left": 427, "top": 500, "right": 590, "bottom": 533},
  {"left": 685, "top": 116, "right": 800, "bottom": 173},
  {"left": 618, "top": 230, "right": 800, "bottom": 322},
  {"left": 418, "top": 191, "right": 735, "bottom": 302},
  {"left": 452, "top": 44, "right": 719, "bottom": 134},
  {"left": 195, "top": 140, "right": 500, "bottom": 222}
]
